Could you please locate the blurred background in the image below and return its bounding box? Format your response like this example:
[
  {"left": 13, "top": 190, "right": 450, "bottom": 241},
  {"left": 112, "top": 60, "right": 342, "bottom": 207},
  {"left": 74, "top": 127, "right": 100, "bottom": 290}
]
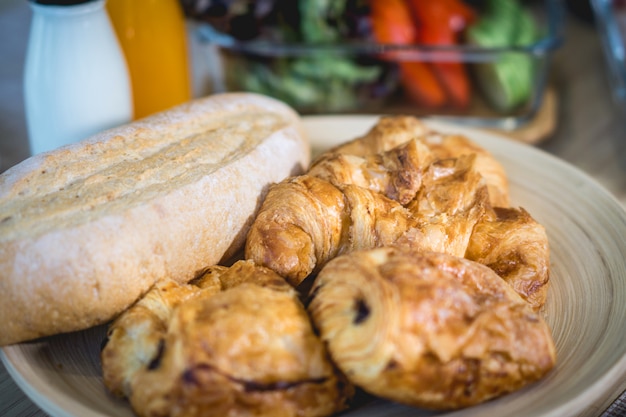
[{"left": 0, "top": 0, "right": 624, "bottom": 198}]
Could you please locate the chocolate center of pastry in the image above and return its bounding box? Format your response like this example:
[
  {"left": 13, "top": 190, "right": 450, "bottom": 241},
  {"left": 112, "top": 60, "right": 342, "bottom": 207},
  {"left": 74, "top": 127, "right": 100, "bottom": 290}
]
[
  {"left": 147, "top": 339, "right": 165, "bottom": 371},
  {"left": 353, "top": 297, "right": 371, "bottom": 324}
]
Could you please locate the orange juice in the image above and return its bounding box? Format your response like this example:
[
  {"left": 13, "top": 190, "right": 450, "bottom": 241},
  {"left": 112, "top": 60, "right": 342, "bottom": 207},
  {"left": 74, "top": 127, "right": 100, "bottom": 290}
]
[{"left": 107, "top": 0, "right": 191, "bottom": 119}]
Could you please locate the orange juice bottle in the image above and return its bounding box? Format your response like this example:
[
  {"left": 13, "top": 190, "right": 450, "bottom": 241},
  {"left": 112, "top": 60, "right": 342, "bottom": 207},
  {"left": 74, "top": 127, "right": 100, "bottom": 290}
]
[{"left": 107, "top": 0, "right": 191, "bottom": 119}]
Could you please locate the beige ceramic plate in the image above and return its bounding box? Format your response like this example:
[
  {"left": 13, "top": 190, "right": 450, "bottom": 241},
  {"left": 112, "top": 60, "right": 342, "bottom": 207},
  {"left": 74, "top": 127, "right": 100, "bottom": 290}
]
[{"left": 2, "top": 115, "right": 626, "bottom": 417}]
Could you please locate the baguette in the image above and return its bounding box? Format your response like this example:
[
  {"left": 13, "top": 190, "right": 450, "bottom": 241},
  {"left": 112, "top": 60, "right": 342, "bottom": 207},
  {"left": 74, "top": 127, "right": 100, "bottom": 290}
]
[{"left": 0, "top": 92, "right": 310, "bottom": 346}]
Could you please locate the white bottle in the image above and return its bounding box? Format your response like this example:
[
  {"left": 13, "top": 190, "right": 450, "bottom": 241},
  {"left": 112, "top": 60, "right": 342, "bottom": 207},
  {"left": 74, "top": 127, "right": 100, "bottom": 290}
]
[{"left": 24, "top": 0, "right": 132, "bottom": 155}]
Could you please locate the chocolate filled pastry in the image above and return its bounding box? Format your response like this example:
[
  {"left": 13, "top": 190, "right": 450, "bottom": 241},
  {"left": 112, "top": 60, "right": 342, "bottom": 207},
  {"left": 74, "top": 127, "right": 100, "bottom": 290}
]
[
  {"left": 307, "top": 247, "right": 556, "bottom": 410},
  {"left": 101, "top": 260, "right": 353, "bottom": 417}
]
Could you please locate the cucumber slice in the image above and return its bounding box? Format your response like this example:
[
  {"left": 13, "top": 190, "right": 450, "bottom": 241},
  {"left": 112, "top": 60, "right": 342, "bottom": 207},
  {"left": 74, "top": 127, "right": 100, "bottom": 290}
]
[
  {"left": 467, "top": 0, "right": 539, "bottom": 112},
  {"left": 472, "top": 51, "right": 535, "bottom": 113}
]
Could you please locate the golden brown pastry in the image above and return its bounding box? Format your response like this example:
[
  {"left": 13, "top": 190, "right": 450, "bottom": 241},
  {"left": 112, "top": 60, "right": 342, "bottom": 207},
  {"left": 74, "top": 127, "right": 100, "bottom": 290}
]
[
  {"left": 100, "top": 279, "right": 211, "bottom": 399},
  {"left": 420, "top": 132, "right": 510, "bottom": 207},
  {"left": 399, "top": 154, "right": 490, "bottom": 258},
  {"left": 246, "top": 150, "right": 493, "bottom": 288},
  {"left": 244, "top": 175, "right": 346, "bottom": 286},
  {"left": 245, "top": 175, "right": 415, "bottom": 286},
  {"left": 318, "top": 115, "right": 509, "bottom": 208},
  {"left": 465, "top": 207, "right": 550, "bottom": 311},
  {"left": 101, "top": 260, "right": 352, "bottom": 417},
  {"left": 307, "top": 247, "right": 556, "bottom": 410},
  {"left": 308, "top": 138, "right": 435, "bottom": 205}
]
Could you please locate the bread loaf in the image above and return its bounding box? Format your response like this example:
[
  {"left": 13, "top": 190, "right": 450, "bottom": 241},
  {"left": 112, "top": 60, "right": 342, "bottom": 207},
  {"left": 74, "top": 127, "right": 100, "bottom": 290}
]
[{"left": 0, "top": 92, "right": 310, "bottom": 346}]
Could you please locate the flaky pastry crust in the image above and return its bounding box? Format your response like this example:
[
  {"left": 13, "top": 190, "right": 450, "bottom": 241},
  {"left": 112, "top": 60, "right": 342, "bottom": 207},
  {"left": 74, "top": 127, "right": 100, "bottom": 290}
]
[
  {"left": 308, "top": 247, "right": 556, "bottom": 410},
  {"left": 466, "top": 207, "right": 550, "bottom": 311},
  {"left": 316, "top": 115, "right": 509, "bottom": 207},
  {"left": 101, "top": 260, "right": 352, "bottom": 417}
]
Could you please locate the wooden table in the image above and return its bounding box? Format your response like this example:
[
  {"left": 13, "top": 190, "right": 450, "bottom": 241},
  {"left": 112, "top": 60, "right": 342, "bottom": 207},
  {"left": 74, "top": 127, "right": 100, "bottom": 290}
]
[{"left": 0, "top": 1, "right": 625, "bottom": 416}]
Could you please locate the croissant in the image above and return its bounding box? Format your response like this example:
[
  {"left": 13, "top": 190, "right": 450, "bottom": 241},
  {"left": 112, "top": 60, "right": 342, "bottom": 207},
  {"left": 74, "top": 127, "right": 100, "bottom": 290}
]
[
  {"left": 420, "top": 132, "right": 510, "bottom": 207},
  {"left": 245, "top": 175, "right": 415, "bottom": 286},
  {"left": 101, "top": 260, "right": 353, "bottom": 417},
  {"left": 308, "top": 138, "right": 435, "bottom": 205},
  {"left": 465, "top": 207, "right": 550, "bottom": 311},
  {"left": 399, "top": 154, "right": 491, "bottom": 258},
  {"left": 318, "top": 115, "right": 509, "bottom": 208},
  {"left": 307, "top": 247, "right": 556, "bottom": 410}
]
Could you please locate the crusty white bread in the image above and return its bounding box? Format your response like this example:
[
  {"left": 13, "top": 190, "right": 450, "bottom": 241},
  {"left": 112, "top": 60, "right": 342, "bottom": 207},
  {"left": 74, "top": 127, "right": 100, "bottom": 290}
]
[{"left": 0, "top": 92, "right": 310, "bottom": 346}]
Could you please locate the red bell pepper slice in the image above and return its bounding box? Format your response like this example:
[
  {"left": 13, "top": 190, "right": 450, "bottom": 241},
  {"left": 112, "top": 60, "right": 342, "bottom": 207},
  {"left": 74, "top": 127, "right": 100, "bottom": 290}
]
[
  {"left": 399, "top": 61, "right": 449, "bottom": 108},
  {"left": 370, "top": 0, "right": 447, "bottom": 108},
  {"left": 370, "top": 0, "right": 417, "bottom": 46},
  {"left": 408, "top": 0, "right": 476, "bottom": 108}
]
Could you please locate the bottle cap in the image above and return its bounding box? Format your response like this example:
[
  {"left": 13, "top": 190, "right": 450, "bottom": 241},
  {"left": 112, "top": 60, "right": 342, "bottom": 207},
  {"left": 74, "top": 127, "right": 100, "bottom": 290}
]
[{"left": 30, "top": 0, "right": 98, "bottom": 5}]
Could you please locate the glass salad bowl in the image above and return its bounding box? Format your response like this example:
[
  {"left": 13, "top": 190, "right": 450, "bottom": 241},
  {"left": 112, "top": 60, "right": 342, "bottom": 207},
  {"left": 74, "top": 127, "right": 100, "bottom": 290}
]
[{"left": 185, "top": 0, "right": 564, "bottom": 129}]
